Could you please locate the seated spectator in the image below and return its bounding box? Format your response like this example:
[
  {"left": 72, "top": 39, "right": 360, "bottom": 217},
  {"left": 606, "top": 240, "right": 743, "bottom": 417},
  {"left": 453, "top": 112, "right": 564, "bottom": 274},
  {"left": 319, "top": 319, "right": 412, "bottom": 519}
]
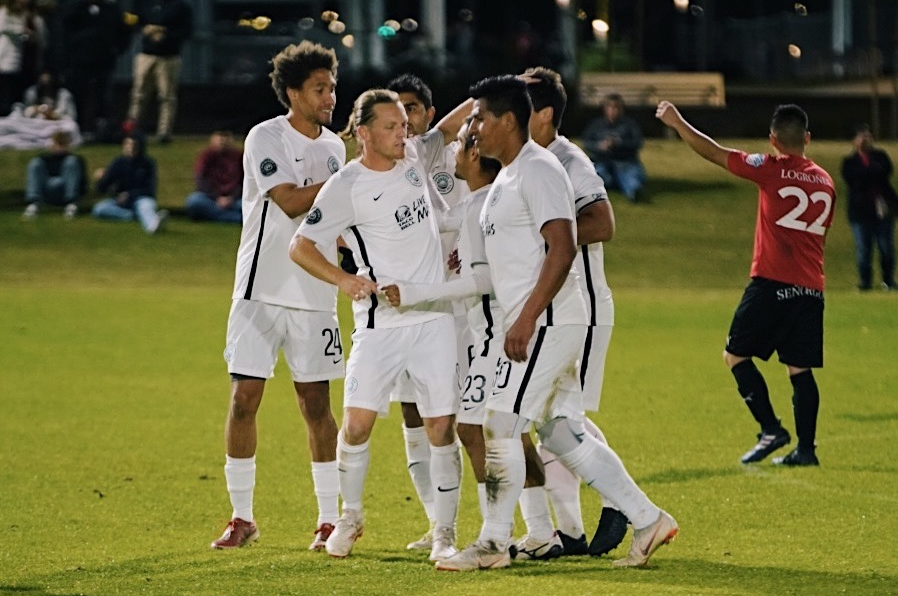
[
  {"left": 18, "top": 70, "right": 76, "bottom": 120},
  {"left": 92, "top": 132, "right": 168, "bottom": 234},
  {"left": 582, "top": 92, "right": 646, "bottom": 202},
  {"left": 185, "top": 130, "right": 243, "bottom": 224},
  {"left": 22, "top": 129, "right": 86, "bottom": 220}
]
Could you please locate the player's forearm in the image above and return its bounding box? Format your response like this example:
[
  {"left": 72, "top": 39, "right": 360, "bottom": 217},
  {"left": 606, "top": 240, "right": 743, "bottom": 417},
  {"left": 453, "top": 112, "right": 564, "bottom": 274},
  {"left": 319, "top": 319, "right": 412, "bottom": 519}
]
[
  {"left": 577, "top": 201, "right": 614, "bottom": 244},
  {"left": 669, "top": 119, "right": 730, "bottom": 168},
  {"left": 290, "top": 235, "right": 343, "bottom": 286},
  {"left": 269, "top": 182, "right": 325, "bottom": 218},
  {"left": 518, "top": 245, "right": 575, "bottom": 324},
  {"left": 435, "top": 98, "right": 474, "bottom": 145},
  {"left": 397, "top": 264, "right": 493, "bottom": 305}
]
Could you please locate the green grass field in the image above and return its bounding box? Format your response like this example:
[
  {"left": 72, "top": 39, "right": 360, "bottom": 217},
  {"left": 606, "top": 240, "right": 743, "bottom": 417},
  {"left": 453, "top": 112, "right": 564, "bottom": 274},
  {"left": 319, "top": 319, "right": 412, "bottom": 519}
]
[{"left": 1, "top": 136, "right": 897, "bottom": 596}]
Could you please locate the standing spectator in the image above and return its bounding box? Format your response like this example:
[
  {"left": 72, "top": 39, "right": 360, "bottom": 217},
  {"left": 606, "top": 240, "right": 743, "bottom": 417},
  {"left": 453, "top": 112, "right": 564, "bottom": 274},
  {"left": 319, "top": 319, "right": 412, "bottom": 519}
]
[
  {"left": 59, "top": 0, "right": 130, "bottom": 142},
  {"left": 22, "top": 129, "right": 86, "bottom": 220},
  {"left": 185, "top": 130, "right": 243, "bottom": 224},
  {"left": 91, "top": 131, "right": 168, "bottom": 233},
  {"left": 0, "top": 0, "right": 47, "bottom": 116},
  {"left": 20, "top": 69, "right": 75, "bottom": 120},
  {"left": 124, "top": 0, "right": 192, "bottom": 144},
  {"left": 841, "top": 124, "right": 898, "bottom": 291},
  {"left": 582, "top": 92, "right": 646, "bottom": 202},
  {"left": 657, "top": 101, "right": 836, "bottom": 467}
]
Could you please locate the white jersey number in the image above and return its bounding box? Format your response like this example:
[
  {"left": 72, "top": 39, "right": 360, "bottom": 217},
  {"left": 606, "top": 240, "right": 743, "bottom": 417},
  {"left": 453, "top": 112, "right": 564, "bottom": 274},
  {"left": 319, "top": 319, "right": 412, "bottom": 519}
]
[{"left": 775, "top": 185, "right": 832, "bottom": 236}]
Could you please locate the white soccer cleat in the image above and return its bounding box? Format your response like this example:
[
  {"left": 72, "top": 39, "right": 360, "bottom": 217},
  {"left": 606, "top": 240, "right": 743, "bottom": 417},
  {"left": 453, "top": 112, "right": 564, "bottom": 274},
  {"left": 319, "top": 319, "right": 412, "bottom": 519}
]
[
  {"left": 612, "top": 510, "right": 678, "bottom": 568},
  {"left": 22, "top": 203, "right": 38, "bottom": 220},
  {"left": 63, "top": 203, "right": 78, "bottom": 220},
  {"left": 406, "top": 521, "right": 435, "bottom": 550},
  {"left": 435, "top": 540, "right": 512, "bottom": 571},
  {"left": 325, "top": 509, "right": 364, "bottom": 558},
  {"left": 510, "top": 532, "right": 564, "bottom": 560},
  {"left": 428, "top": 525, "right": 458, "bottom": 562}
]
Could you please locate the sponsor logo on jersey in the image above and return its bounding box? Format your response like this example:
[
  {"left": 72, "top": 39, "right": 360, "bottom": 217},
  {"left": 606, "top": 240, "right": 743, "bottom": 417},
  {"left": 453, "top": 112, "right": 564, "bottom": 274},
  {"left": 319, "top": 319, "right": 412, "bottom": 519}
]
[
  {"left": 488, "top": 185, "right": 502, "bottom": 206},
  {"left": 306, "top": 207, "right": 322, "bottom": 224},
  {"left": 327, "top": 155, "right": 341, "bottom": 174},
  {"left": 405, "top": 167, "right": 423, "bottom": 187},
  {"left": 433, "top": 171, "right": 454, "bottom": 194},
  {"left": 745, "top": 153, "right": 766, "bottom": 168},
  {"left": 260, "top": 157, "right": 277, "bottom": 176},
  {"left": 395, "top": 205, "right": 414, "bottom": 229}
]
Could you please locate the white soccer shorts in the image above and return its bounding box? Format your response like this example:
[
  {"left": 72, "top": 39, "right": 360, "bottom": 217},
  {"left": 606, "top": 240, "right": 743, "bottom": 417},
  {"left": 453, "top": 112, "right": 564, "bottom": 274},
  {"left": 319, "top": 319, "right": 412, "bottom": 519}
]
[{"left": 578, "top": 324, "right": 613, "bottom": 412}]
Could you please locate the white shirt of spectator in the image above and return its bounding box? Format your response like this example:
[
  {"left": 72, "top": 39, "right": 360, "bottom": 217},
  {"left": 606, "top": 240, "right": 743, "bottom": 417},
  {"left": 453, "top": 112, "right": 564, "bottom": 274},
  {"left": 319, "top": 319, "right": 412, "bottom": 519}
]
[
  {"left": 480, "top": 140, "right": 588, "bottom": 328},
  {"left": 232, "top": 115, "right": 346, "bottom": 310}
]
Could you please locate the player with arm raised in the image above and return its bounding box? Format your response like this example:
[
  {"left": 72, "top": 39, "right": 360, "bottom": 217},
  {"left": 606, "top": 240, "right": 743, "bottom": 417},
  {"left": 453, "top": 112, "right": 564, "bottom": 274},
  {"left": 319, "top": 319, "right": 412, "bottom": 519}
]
[
  {"left": 656, "top": 101, "right": 835, "bottom": 466},
  {"left": 211, "top": 41, "right": 344, "bottom": 551}
]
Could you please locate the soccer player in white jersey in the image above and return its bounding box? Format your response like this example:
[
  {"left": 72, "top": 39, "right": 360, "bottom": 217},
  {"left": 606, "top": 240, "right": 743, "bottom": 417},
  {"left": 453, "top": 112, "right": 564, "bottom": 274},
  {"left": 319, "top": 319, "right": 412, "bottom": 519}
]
[
  {"left": 381, "top": 116, "right": 504, "bottom": 531},
  {"left": 435, "top": 75, "right": 677, "bottom": 571},
  {"left": 517, "top": 66, "right": 630, "bottom": 558},
  {"left": 290, "top": 88, "right": 473, "bottom": 561},
  {"left": 385, "top": 73, "right": 473, "bottom": 551},
  {"left": 211, "top": 41, "right": 345, "bottom": 551}
]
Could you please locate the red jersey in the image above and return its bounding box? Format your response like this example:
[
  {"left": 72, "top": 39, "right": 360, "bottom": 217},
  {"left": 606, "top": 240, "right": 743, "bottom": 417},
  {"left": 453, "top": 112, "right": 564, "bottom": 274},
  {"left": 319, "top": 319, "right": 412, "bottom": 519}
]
[{"left": 727, "top": 151, "right": 836, "bottom": 291}]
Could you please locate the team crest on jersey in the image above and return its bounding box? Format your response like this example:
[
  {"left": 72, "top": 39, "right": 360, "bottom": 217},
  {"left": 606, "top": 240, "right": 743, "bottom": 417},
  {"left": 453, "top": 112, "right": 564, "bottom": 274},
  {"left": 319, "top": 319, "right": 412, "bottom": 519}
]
[
  {"left": 346, "top": 377, "right": 358, "bottom": 395},
  {"left": 405, "top": 167, "right": 423, "bottom": 187},
  {"left": 433, "top": 171, "right": 454, "bottom": 194},
  {"left": 327, "top": 155, "right": 341, "bottom": 174},
  {"left": 306, "top": 207, "right": 322, "bottom": 225},
  {"left": 488, "top": 185, "right": 502, "bottom": 206},
  {"left": 745, "top": 153, "right": 766, "bottom": 168},
  {"left": 260, "top": 158, "right": 277, "bottom": 176}
]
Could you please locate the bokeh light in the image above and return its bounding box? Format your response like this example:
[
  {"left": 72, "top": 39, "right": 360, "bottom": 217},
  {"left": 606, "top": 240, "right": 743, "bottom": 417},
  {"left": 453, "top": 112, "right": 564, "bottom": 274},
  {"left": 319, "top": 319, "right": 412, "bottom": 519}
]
[
  {"left": 459, "top": 9, "right": 473, "bottom": 23},
  {"left": 321, "top": 11, "right": 339, "bottom": 23},
  {"left": 794, "top": 3, "right": 808, "bottom": 16},
  {"left": 673, "top": 0, "right": 689, "bottom": 13},
  {"left": 298, "top": 17, "right": 314, "bottom": 30},
  {"left": 377, "top": 25, "right": 397, "bottom": 38},
  {"left": 342, "top": 34, "right": 355, "bottom": 48},
  {"left": 401, "top": 18, "right": 418, "bottom": 32},
  {"left": 384, "top": 19, "right": 401, "bottom": 32},
  {"left": 327, "top": 20, "right": 346, "bottom": 34},
  {"left": 690, "top": 5, "right": 704, "bottom": 17},
  {"left": 576, "top": 9, "right": 588, "bottom": 20},
  {"left": 788, "top": 44, "right": 801, "bottom": 58}
]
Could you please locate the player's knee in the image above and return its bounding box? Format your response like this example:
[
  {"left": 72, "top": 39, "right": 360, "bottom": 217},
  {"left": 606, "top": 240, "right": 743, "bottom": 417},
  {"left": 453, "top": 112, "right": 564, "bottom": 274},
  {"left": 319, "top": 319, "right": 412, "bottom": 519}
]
[
  {"left": 424, "top": 415, "right": 457, "bottom": 447},
  {"left": 723, "top": 351, "right": 744, "bottom": 369},
  {"left": 537, "top": 416, "right": 581, "bottom": 455},
  {"left": 457, "top": 423, "right": 483, "bottom": 449},
  {"left": 483, "top": 410, "right": 527, "bottom": 441}
]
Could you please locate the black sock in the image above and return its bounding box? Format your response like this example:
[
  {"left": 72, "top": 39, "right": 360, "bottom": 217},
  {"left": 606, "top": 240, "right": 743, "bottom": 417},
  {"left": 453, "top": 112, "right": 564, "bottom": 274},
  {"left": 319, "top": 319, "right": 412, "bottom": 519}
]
[
  {"left": 731, "top": 360, "right": 780, "bottom": 432},
  {"left": 790, "top": 370, "right": 819, "bottom": 451}
]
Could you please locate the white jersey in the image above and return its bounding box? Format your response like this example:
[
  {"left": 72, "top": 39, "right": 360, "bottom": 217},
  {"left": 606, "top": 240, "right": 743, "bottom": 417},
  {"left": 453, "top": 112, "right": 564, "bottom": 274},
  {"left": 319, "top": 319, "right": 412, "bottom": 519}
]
[
  {"left": 298, "top": 133, "right": 451, "bottom": 330},
  {"left": 457, "top": 185, "right": 503, "bottom": 341},
  {"left": 480, "top": 140, "right": 588, "bottom": 328},
  {"left": 548, "top": 136, "right": 614, "bottom": 327},
  {"left": 232, "top": 115, "right": 346, "bottom": 310}
]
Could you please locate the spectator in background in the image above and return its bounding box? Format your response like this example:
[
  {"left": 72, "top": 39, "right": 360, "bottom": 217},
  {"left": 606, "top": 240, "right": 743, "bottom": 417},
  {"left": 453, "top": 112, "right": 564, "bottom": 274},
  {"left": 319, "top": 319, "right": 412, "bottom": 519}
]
[
  {"left": 841, "top": 124, "right": 898, "bottom": 291},
  {"left": 19, "top": 69, "right": 75, "bottom": 120},
  {"left": 22, "top": 129, "right": 86, "bottom": 220},
  {"left": 92, "top": 132, "right": 168, "bottom": 234},
  {"left": 0, "top": 0, "right": 47, "bottom": 116},
  {"left": 124, "top": 0, "right": 192, "bottom": 144},
  {"left": 582, "top": 92, "right": 646, "bottom": 202},
  {"left": 185, "top": 130, "right": 243, "bottom": 224},
  {"left": 59, "top": 0, "right": 130, "bottom": 143}
]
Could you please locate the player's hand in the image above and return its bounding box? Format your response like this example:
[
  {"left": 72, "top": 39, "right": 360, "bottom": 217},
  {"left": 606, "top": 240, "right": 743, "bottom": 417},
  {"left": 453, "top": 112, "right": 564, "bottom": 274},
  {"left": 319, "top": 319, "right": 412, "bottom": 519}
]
[
  {"left": 381, "top": 284, "right": 401, "bottom": 306},
  {"left": 447, "top": 248, "right": 461, "bottom": 274},
  {"left": 339, "top": 275, "right": 378, "bottom": 302},
  {"left": 504, "top": 315, "right": 536, "bottom": 363},
  {"left": 655, "top": 101, "right": 682, "bottom": 127}
]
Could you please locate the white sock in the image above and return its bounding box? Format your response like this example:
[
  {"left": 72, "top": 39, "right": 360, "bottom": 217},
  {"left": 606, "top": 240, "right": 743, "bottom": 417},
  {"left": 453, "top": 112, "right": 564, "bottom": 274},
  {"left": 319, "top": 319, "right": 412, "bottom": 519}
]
[
  {"left": 477, "top": 482, "right": 488, "bottom": 521},
  {"left": 337, "top": 434, "right": 369, "bottom": 512},
  {"left": 538, "top": 441, "right": 584, "bottom": 538},
  {"left": 310, "top": 460, "right": 340, "bottom": 525},
  {"left": 556, "top": 436, "right": 659, "bottom": 528},
  {"left": 581, "top": 419, "right": 621, "bottom": 511},
  {"left": 430, "top": 441, "right": 462, "bottom": 529},
  {"left": 225, "top": 455, "right": 255, "bottom": 522},
  {"left": 478, "top": 438, "right": 525, "bottom": 545},
  {"left": 403, "top": 425, "right": 435, "bottom": 522},
  {"left": 518, "top": 486, "right": 555, "bottom": 541}
]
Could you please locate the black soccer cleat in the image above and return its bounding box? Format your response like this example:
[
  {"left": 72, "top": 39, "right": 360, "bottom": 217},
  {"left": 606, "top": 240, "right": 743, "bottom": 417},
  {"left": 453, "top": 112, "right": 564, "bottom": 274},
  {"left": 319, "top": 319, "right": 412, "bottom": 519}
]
[
  {"left": 588, "top": 507, "right": 629, "bottom": 557},
  {"left": 772, "top": 447, "right": 819, "bottom": 467},
  {"left": 557, "top": 531, "right": 588, "bottom": 556},
  {"left": 740, "top": 427, "right": 791, "bottom": 464}
]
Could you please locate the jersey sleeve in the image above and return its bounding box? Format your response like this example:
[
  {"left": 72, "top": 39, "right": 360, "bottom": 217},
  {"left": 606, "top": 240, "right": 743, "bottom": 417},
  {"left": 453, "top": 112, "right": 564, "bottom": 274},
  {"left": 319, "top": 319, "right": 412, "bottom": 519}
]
[
  {"left": 415, "top": 129, "right": 447, "bottom": 173},
  {"left": 523, "top": 157, "right": 576, "bottom": 228},
  {"left": 727, "top": 150, "right": 770, "bottom": 185},
  {"left": 297, "top": 172, "right": 356, "bottom": 245},
  {"left": 565, "top": 152, "right": 608, "bottom": 215},
  {"left": 244, "top": 123, "right": 297, "bottom": 195}
]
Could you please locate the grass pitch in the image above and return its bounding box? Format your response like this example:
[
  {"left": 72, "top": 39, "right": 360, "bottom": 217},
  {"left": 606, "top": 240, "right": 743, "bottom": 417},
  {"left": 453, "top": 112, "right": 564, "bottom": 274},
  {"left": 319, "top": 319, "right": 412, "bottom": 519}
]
[{"left": 1, "top": 136, "right": 896, "bottom": 596}]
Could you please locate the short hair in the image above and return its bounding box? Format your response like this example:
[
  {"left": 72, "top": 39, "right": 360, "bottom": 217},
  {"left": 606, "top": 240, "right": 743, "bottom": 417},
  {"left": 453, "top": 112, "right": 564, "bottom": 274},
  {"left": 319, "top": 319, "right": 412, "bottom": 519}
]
[
  {"left": 852, "top": 122, "right": 871, "bottom": 137},
  {"left": 602, "top": 92, "right": 624, "bottom": 109},
  {"left": 386, "top": 73, "right": 433, "bottom": 111},
  {"left": 340, "top": 88, "right": 400, "bottom": 140},
  {"left": 269, "top": 41, "right": 338, "bottom": 109},
  {"left": 459, "top": 116, "right": 502, "bottom": 177},
  {"left": 770, "top": 104, "right": 808, "bottom": 148},
  {"left": 523, "top": 66, "right": 567, "bottom": 129},
  {"left": 468, "top": 75, "right": 531, "bottom": 140}
]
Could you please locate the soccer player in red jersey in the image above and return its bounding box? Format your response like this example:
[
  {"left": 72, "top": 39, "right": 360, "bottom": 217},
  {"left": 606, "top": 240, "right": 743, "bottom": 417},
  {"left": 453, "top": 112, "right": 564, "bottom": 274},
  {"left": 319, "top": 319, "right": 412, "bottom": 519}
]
[{"left": 656, "top": 101, "right": 836, "bottom": 467}]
